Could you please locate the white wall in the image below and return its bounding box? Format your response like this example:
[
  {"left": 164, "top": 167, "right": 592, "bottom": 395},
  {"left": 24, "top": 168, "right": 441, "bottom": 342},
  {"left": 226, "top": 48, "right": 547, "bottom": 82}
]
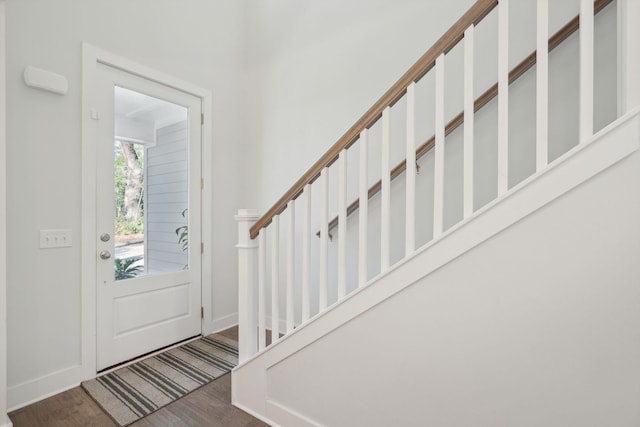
[
  {"left": 6, "top": 0, "right": 246, "bottom": 409},
  {"left": 0, "top": 1, "right": 10, "bottom": 424},
  {"left": 244, "top": 0, "right": 474, "bottom": 212},
  {"left": 234, "top": 111, "right": 640, "bottom": 426}
]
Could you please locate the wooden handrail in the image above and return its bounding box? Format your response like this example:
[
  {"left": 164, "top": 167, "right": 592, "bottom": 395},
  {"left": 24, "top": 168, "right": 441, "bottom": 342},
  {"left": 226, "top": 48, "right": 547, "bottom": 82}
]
[
  {"left": 249, "top": 0, "right": 498, "bottom": 239},
  {"left": 315, "top": 0, "right": 613, "bottom": 236}
]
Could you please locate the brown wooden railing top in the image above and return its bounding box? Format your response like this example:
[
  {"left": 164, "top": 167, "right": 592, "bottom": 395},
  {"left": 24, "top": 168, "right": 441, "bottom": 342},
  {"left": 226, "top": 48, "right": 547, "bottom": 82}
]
[{"left": 249, "top": 0, "right": 498, "bottom": 239}]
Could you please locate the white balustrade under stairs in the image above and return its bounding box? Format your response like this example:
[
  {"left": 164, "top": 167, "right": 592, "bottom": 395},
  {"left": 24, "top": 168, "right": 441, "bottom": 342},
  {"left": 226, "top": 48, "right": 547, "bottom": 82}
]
[{"left": 236, "top": 0, "right": 638, "bottom": 366}]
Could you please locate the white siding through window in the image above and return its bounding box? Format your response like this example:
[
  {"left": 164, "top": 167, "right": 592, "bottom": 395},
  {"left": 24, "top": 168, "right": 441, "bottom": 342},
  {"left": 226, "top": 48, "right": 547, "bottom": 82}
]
[{"left": 146, "top": 120, "right": 189, "bottom": 273}]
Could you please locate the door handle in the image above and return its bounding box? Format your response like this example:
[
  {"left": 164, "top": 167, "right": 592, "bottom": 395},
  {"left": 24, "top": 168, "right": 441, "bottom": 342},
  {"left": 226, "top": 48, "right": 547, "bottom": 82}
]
[{"left": 100, "top": 250, "right": 112, "bottom": 260}]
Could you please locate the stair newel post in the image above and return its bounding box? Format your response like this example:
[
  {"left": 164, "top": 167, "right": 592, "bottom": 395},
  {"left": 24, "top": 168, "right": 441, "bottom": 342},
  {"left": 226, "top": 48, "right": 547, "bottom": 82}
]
[{"left": 235, "top": 209, "right": 260, "bottom": 363}]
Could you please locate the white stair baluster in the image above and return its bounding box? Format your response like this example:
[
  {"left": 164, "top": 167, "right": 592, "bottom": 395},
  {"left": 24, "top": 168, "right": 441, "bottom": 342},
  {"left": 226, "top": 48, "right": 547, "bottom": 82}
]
[
  {"left": 338, "top": 150, "right": 347, "bottom": 299},
  {"left": 580, "top": 0, "right": 594, "bottom": 142},
  {"left": 405, "top": 83, "right": 416, "bottom": 255},
  {"left": 301, "top": 184, "right": 311, "bottom": 321},
  {"left": 270, "top": 215, "right": 279, "bottom": 344},
  {"left": 358, "top": 130, "right": 368, "bottom": 288},
  {"left": 620, "top": 0, "right": 640, "bottom": 113},
  {"left": 464, "top": 25, "right": 475, "bottom": 219},
  {"left": 536, "top": 0, "right": 548, "bottom": 171},
  {"left": 498, "top": 0, "right": 509, "bottom": 196},
  {"left": 381, "top": 106, "right": 391, "bottom": 271},
  {"left": 286, "top": 200, "right": 294, "bottom": 333},
  {"left": 258, "top": 229, "right": 266, "bottom": 351},
  {"left": 434, "top": 53, "right": 445, "bottom": 238},
  {"left": 319, "top": 167, "right": 329, "bottom": 311}
]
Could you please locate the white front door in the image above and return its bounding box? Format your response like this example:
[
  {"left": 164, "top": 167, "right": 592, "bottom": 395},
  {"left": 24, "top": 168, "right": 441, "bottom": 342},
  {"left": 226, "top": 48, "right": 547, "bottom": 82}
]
[{"left": 95, "top": 62, "right": 203, "bottom": 371}]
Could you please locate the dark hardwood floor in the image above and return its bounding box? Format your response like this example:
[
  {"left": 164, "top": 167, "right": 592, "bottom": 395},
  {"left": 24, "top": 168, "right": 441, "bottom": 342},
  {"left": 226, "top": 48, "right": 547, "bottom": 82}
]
[{"left": 9, "top": 327, "right": 269, "bottom": 427}]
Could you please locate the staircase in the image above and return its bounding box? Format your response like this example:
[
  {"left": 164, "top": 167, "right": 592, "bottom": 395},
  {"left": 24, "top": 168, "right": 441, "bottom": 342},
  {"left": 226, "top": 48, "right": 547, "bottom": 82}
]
[{"left": 233, "top": 1, "right": 640, "bottom": 425}]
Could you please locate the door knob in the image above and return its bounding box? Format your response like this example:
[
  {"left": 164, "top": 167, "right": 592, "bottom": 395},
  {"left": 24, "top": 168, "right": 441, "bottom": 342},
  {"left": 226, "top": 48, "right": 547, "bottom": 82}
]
[
  {"left": 100, "top": 233, "right": 110, "bottom": 242},
  {"left": 100, "top": 250, "right": 111, "bottom": 260}
]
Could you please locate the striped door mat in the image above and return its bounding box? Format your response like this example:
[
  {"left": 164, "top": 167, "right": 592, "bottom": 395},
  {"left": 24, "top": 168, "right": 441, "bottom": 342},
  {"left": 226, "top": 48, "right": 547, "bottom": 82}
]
[{"left": 82, "top": 333, "right": 238, "bottom": 426}]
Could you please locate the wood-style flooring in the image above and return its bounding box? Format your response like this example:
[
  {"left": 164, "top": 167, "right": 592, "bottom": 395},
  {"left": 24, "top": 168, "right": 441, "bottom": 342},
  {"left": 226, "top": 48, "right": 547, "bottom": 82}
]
[{"left": 9, "top": 327, "right": 269, "bottom": 427}]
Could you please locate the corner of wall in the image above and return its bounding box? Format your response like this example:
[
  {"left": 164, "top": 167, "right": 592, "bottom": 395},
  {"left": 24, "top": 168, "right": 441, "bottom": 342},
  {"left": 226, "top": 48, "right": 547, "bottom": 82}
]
[
  {"left": 207, "top": 313, "right": 238, "bottom": 335},
  {"left": 0, "top": 0, "right": 9, "bottom": 424}
]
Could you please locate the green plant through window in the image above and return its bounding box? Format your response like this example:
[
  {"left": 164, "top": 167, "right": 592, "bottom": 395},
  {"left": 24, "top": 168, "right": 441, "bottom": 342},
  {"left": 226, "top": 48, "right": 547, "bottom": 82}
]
[
  {"left": 176, "top": 208, "right": 188, "bottom": 252},
  {"left": 115, "top": 257, "right": 143, "bottom": 280}
]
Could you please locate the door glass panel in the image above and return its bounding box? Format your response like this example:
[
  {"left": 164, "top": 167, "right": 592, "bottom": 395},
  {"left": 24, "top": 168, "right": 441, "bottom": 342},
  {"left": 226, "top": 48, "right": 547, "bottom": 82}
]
[{"left": 114, "top": 86, "right": 189, "bottom": 280}]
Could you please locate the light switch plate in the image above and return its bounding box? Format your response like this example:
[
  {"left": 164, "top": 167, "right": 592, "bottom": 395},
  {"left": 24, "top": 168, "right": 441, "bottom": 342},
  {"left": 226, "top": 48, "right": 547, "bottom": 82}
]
[{"left": 40, "top": 229, "right": 72, "bottom": 248}]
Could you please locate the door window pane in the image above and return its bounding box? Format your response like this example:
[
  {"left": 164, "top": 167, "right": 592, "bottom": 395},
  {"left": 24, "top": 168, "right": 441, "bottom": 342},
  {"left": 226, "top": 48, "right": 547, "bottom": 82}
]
[{"left": 113, "top": 86, "right": 189, "bottom": 280}]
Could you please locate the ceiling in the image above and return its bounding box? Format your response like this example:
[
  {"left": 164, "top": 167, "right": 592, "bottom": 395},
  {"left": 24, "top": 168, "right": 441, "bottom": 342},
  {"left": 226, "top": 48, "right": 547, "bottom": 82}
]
[{"left": 114, "top": 85, "right": 187, "bottom": 126}]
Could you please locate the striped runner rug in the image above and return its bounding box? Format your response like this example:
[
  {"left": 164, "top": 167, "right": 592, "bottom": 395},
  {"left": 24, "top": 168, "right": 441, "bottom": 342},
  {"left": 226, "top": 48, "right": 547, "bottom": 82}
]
[{"left": 82, "top": 333, "right": 238, "bottom": 426}]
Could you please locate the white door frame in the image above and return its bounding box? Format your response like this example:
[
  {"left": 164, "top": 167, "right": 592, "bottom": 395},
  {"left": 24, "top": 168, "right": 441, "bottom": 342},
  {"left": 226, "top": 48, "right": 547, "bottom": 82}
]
[{"left": 81, "top": 43, "right": 213, "bottom": 379}]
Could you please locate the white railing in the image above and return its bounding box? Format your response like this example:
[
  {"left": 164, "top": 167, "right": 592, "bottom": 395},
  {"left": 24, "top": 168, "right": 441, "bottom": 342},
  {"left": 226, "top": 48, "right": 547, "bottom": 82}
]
[{"left": 236, "top": 0, "right": 619, "bottom": 363}]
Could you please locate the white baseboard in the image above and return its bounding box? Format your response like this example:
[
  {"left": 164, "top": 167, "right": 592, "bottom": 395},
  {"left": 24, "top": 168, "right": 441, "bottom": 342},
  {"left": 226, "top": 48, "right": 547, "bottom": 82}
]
[
  {"left": 233, "top": 400, "right": 280, "bottom": 427},
  {"left": 207, "top": 312, "right": 238, "bottom": 335},
  {"left": 7, "top": 364, "right": 82, "bottom": 411},
  {"left": 266, "top": 400, "right": 320, "bottom": 427},
  {"left": 8, "top": 312, "right": 239, "bottom": 410},
  {"left": 235, "top": 393, "right": 321, "bottom": 426},
  {"left": 1, "top": 417, "right": 13, "bottom": 427}
]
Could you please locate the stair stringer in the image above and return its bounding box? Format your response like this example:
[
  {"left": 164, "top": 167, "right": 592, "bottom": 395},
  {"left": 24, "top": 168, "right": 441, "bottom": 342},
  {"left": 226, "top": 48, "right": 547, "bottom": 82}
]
[{"left": 232, "top": 109, "right": 640, "bottom": 427}]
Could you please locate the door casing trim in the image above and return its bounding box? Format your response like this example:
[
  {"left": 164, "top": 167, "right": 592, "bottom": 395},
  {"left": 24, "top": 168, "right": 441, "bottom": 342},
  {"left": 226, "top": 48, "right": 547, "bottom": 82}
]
[{"left": 81, "top": 43, "right": 213, "bottom": 380}]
